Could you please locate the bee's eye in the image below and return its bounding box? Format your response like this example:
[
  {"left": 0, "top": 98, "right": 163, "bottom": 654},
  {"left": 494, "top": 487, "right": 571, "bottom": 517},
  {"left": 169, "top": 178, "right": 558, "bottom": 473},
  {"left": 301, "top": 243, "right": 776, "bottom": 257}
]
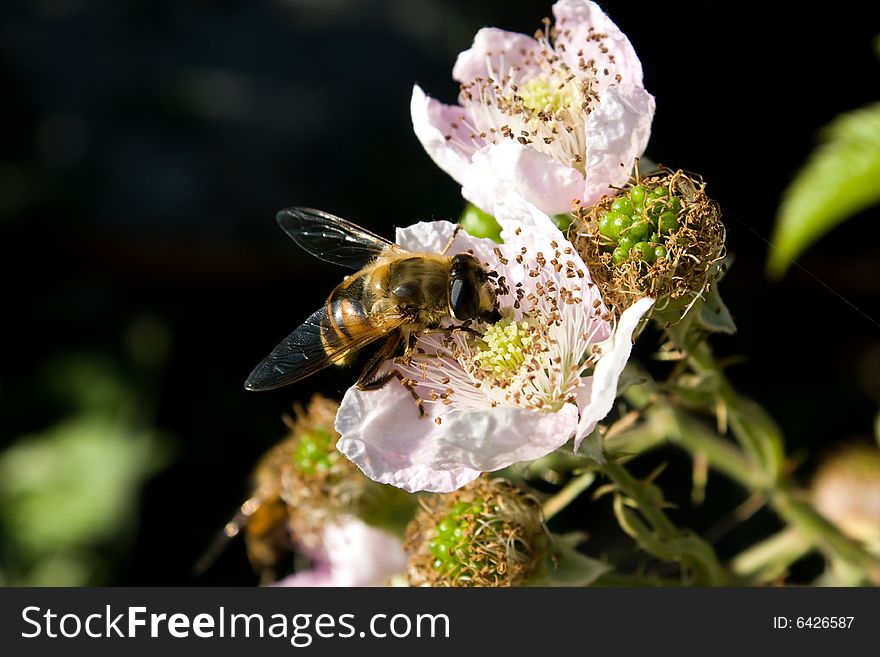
[
  {"left": 450, "top": 253, "right": 475, "bottom": 278},
  {"left": 450, "top": 278, "right": 479, "bottom": 320}
]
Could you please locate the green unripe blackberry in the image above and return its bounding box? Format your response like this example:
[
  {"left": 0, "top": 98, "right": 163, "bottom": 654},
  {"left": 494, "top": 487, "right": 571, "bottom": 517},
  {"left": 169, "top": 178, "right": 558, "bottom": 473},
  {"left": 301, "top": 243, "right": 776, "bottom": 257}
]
[
  {"left": 428, "top": 499, "right": 486, "bottom": 571},
  {"left": 633, "top": 241, "right": 655, "bottom": 263},
  {"left": 405, "top": 477, "right": 547, "bottom": 587},
  {"left": 659, "top": 210, "right": 680, "bottom": 234},
  {"left": 612, "top": 213, "right": 632, "bottom": 237},
  {"left": 572, "top": 168, "right": 726, "bottom": 314},
  {"left": 611, "top": 196, "right": 633, "bottom": 215},
  {"left": 629, "top": 185, "right": 647, "bottom": 211},
  {"left": 628, "top": 220, "right": 652, "bottom": 242},
  {"left": 648, "top": 186, "right": 668, "bottom": 200},
  {"left": 617, "top": 234, "right": 635, "bottom": 254},
  {"left": 589, "top": 178, "right": 688, "bottom": 267}
]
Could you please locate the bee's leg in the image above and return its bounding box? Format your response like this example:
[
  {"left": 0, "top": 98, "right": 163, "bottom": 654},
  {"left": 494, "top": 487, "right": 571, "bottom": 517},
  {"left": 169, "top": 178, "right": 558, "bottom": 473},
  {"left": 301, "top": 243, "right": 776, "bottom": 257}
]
[
  {"left": 439, "top": 224, "right": 463, "bottom": 255},
  {"left": 355, "top": 336, "right": 426, "bottom": 417},
  {"left": 419, "top": 325, "right": 482, "bottom": 338},
  {"left": 355, "top": 335, "right": 403, "bottom": 390}
]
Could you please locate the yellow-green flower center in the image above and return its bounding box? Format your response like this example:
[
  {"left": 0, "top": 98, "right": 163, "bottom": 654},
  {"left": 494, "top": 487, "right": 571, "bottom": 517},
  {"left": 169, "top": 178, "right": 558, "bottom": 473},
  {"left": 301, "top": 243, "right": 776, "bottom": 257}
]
[
  {"left": 518, "top": 75, "right": 575, "bottom": 115},
  {"left": 476, "top": 319, "right": 534, "bottom": 374}
]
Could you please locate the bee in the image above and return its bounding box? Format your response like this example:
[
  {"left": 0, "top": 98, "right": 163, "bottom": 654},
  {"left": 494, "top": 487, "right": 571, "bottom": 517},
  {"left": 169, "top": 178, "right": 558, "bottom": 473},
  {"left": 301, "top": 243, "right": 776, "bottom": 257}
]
[
  {"left": 193, "top": 438, "right": 295, "bottom": 584},
  {"left": 244, "top": 208, "right": 500, "bottom": 393}
]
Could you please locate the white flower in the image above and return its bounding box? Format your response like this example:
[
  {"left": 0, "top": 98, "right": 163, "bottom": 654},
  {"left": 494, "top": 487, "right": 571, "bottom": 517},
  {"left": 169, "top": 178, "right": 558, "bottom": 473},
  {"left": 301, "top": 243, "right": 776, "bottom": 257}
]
[
  {"left": 411, "top": 0, "right": 654, "bottom": 217},
  {"left": 335, "top": 200, "right": 653, "bottom": 493},
  {"left": 273, "top": 516, "right": 406, "bottom": 587}
]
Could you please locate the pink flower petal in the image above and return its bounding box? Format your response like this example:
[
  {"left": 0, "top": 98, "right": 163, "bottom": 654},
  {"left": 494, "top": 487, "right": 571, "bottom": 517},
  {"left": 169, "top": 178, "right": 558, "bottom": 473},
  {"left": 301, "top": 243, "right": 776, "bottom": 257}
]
[
  {"left": 336, "top": 381, "right": 579, "bottom": 493},
  {"left": 413, "top": 1, "right": 655, "bottom": 218},
  {"left": 552, "top": 0, "right": 645, "bottom": 91},
  {"left": 335, "top": 382, "right": 483, "bottom": 493},
  {"left": 273, "top": 517, "right": 406, "bottom": 587},
  {"left": 452, "top": 27, "right": 542, "bottom": 84},
  {"left": 273, "top": 565, "right": 335, "bottom": 587},
  {"left": 575, "top": 296, "right": 655, "bottom": 448},
  {"left": 410, "top": 85, "right": 475, "bottom": 186},
  {"left": 461, "top": 140, "right": 585, "bottom": 217},
  {"left": 395, "top": 220, "right": 500, "bottom": 268},
  {"left": 581, "top": 84, "right": 655, "bottom": 205},
  {"left": 322, "top": 517, "right": 407, "bottom": 587}
]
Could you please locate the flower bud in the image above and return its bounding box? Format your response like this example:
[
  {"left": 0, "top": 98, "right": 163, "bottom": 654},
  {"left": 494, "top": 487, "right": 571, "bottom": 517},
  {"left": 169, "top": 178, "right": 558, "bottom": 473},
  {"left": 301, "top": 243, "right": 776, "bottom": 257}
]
[
  {"left": 237, "top": 395, "right": 413, "bottom": 581},
  {"left": 404, "top": 476, "right": 547, "bottom": 587},
  {"left": 571, "top": 168, "right": 726, "bottom": 315},
  {"left": 812, "top": 444, "right": 880, "bottom": 546},
  {"left": 272, "top": 395, "right": 368, "bottom": 551}
]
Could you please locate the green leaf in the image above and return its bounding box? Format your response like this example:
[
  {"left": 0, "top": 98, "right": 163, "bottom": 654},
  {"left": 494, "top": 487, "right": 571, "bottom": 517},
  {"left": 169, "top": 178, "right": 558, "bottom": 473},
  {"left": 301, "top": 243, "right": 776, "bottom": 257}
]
[
  {"left": 535, "top": 533, "right": 612, "bottom": 587},
  {"left": 577, "top": 429, "right": 606, "bottom": 466},
  {"left": 768, "top": 102, "right": 880, "bottom": 277},
  {"left": 696, "top": 285, "right": 736, "bottom": 334},
  {"left": 727, "top": 396, "right": 785, "bottom": 485}
]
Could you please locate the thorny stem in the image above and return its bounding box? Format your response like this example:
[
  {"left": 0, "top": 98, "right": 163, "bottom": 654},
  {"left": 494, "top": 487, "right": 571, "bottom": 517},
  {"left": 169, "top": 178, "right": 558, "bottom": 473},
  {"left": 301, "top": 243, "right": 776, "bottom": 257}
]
[
  {"left": 672, "top": 334, "right": 880, "bottom": 583},
  {"left": 538, "top": 325, "right": 879, "bottom": 584},
  {"left": 602, "top": 459, "right": 728, "bottom": 585},
  {"left": 542, "top": 470, "right": 595, "bottom": 522}
]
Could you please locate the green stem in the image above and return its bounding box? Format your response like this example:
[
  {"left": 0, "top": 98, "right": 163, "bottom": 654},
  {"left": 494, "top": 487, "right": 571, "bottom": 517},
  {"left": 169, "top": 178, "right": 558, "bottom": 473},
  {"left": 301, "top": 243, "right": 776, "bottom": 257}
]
[
  {"left": 730, "top": 527, "right": 812, "bottom": 581},
  {"left": 542, "top": 470, "right": 595, "bottom": 521},
  {"left": 771, "top": 488, "right": 880, "bottom": 582},
  {"left": 593, "top": 572, "right": 681, "bottom": 587},
  {"left": 672, "top": 336, "right": 880, "bottom": 583},
  {"left": 603, "top": 459, "right": 728, "bottom": 585}
]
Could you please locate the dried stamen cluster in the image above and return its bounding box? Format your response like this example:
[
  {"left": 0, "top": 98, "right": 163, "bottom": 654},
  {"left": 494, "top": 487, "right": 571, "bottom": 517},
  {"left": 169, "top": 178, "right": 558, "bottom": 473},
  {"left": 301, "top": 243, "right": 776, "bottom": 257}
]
[
  {"left": 247, "top": 395, "right": 364, "bottom": 552},
  {"left": 571, "top": 168, "right": 726, "bottom": 315},
  {"left": 404, "top": 477, "right": 546, "bottom": 587}
]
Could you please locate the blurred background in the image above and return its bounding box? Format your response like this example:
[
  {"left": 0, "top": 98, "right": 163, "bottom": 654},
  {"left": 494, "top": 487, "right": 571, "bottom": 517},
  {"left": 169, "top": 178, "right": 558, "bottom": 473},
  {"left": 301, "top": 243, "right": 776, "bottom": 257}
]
[{"left": 1, "top": 0, "right": 877, "bottom": 585}]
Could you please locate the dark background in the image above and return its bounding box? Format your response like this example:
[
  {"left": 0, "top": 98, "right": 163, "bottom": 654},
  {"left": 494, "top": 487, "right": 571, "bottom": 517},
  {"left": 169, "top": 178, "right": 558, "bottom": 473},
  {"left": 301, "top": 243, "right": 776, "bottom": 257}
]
[{"left": 1, "top": 0, "right": 878, "bottom": 585}]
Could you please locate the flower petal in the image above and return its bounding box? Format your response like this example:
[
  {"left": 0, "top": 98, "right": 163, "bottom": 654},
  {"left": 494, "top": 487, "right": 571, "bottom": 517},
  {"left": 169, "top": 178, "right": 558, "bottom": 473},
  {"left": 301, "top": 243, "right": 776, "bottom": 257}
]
[
  {"left": 336, "top": 381, "right": 579, "bottom": 493},
  {"left": 493, "top": 196, "right": 611, "bottom": 340},
  {"left": 582, "top": 84, "right": 656, "bottom": 205},
  {"left": 273, "top": 517, "right": 406, "bottom": 587},
  {"left": 336, "top": 382, "right": 482, "bottom": 493},
  {"left": 461, "top": 140, "right": 585, "bottom": 217},
  {"left": 494, "top": 194, "right": 572, "bottom": 246},
  {"left": 410, "top": 85, "right": 475, "bottom": 186},
  {"left": 574, "top": 296, "right": 655, "bottom": 448},
  {"left": 395, "top": 219, "right": 501, "bottom": 269},
  {"left": 272, "top": 565, "right": 335, "bottom": 587},
  {"left": 552, "top": 0, "right": 645, "bottom": 90},
  {"left": 452, "top": 27, "right": 542, "bottom": 84},
  {"left": 322, "top": 517, "right": 407, "bottom": 587}
]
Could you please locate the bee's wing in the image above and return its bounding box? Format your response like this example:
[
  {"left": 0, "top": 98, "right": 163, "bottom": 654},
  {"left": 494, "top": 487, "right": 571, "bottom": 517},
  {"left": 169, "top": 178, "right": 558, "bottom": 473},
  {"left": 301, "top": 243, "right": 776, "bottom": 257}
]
[
  {"left": 244, "top": 303, "right": 407, "bottom": 391},
  {"left": 276, "top": 207, "right": 404, "bottom": 270}
]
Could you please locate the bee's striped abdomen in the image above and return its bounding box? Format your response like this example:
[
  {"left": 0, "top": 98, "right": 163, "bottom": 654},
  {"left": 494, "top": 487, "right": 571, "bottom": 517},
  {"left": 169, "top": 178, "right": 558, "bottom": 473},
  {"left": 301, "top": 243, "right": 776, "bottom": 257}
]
[{"left": 320, "top": 275, "right": 374, "bottom": 361}]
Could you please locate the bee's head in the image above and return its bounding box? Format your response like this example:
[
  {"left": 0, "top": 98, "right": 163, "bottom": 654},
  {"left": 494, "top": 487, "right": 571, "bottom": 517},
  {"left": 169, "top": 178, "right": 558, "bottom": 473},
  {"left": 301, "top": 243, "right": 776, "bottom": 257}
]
[{"left": 448, "top": 253, "right": 499, "bottom": 322}]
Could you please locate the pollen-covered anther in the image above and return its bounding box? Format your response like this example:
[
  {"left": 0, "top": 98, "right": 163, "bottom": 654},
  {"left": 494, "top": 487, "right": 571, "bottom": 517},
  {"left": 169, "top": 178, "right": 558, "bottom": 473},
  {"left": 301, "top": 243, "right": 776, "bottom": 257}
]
[{"left": 452, "top": 36, "right": 596, "bottom": 175}]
